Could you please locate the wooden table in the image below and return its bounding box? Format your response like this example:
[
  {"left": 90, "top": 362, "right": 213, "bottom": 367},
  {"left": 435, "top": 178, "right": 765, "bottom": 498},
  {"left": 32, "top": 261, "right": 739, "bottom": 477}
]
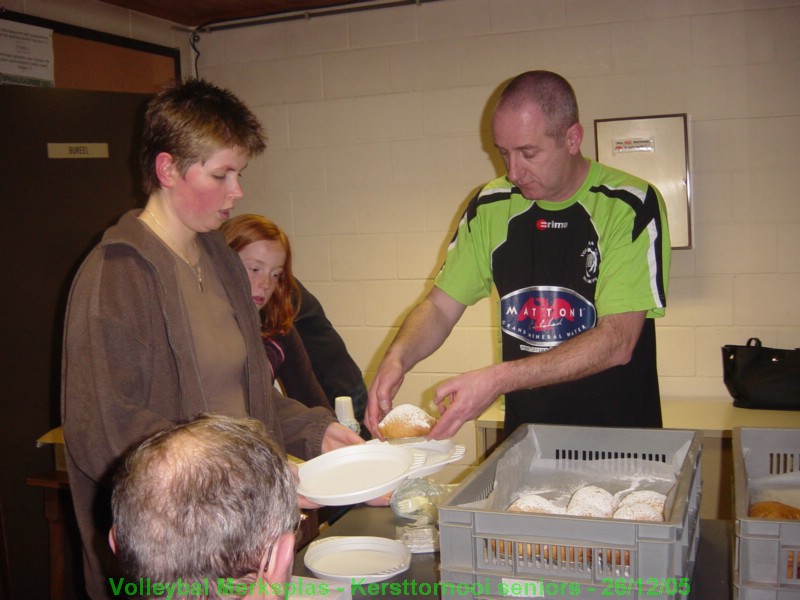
[
  {"left": 26, "top": 470, "right": 71, "bottom": 600},
  {"left": 477, "top": 397, "right": 800, "bottom": 451}
]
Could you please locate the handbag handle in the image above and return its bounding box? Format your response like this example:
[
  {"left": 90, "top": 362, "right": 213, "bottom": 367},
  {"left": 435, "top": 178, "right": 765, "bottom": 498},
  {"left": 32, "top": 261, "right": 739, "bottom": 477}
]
[{"left": 745, "top": 337, "right": 799, "bottom": 351}]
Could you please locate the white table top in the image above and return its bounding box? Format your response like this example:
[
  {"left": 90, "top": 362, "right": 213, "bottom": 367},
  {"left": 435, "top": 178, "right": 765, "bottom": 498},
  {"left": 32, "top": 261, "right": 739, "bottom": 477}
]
[{"left": 476, "top": 397, "right": 800, "bottom": 437}]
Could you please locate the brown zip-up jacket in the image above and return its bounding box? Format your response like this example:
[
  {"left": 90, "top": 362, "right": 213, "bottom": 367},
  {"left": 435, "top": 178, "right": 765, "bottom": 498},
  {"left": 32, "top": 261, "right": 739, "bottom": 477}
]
[{"left": 61, "top": 209, "right": 333, "bottom": 598}]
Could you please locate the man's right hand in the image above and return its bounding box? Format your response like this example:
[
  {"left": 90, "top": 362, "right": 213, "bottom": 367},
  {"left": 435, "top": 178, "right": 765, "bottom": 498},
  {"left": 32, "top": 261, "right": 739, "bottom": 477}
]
[
  {"left": 365, "top": 287, "right": 467, "bottom": 438},
  {"left": 365, "top": 356, "right": 406, "bottom": 438}
]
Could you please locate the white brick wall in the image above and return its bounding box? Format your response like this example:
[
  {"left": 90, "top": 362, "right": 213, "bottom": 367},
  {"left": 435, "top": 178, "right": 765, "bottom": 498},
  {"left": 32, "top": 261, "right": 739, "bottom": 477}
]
[
  {"left": 26, "top": 0, "right": 800, "bottom": 472},
  {"left": 197, "top": 0, "right": 800, "bottom": 406}
]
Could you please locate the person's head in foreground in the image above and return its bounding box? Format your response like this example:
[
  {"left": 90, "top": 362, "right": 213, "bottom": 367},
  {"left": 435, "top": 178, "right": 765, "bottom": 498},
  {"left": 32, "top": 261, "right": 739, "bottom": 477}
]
[{"left": 110, "top": 414, "right": 299, "bottom": 599}]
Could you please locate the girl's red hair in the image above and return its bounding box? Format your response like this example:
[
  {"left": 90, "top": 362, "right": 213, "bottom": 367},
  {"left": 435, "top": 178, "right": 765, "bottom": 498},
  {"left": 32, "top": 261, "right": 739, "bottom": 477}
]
[{"left": 221, "top": 214, "right": 300, "bottom": 338}]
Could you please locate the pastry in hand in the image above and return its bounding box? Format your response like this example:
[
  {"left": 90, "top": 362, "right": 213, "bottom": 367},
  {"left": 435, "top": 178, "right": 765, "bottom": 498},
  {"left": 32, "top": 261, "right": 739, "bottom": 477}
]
[
  {"left": 378, "top": 404, "right": 437, "bottom": 439},
  {"left": 750, "top": 500, "right": 800, "bottom": 520}
]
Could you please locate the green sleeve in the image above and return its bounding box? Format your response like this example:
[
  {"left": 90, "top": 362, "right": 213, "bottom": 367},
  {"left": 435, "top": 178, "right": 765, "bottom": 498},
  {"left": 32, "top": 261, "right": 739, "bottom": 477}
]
[
  {"left": 594, "top": 184, "right": 671, "bottom": 319},
  {"left": 434, "top": 195, "right": 496, "bottom": 306}
]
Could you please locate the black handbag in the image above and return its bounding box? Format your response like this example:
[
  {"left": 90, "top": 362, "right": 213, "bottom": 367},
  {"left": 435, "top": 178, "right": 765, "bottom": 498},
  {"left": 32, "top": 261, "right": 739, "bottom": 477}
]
[{"left": 721, "top": 338, "right": 800, "bottom": 410}]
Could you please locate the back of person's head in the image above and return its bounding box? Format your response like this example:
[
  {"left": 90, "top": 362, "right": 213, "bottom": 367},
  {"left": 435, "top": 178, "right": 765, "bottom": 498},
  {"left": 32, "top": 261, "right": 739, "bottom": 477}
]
[
  {"left": 140, "top": 78, "right": 267, "bottom": 195},
  {"left": 221, "top": 214, "right": 300, "bottom": 337},
  {"left": 496, "top": 70, "right": 579, "bottom": 143},
  {"left": 111, "top": 414, "right": 298, "bottom": 596}
]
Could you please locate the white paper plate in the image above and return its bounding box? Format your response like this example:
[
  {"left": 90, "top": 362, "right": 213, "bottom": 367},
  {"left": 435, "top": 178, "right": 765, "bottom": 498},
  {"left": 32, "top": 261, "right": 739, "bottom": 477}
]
[
  {"left": 367, "top": 439, "right": 467, "bottom": 479},
  {"left": 297, "top": 444, "right": 426, "bottom": 505},
  {"left": 304, "top": 536, "right": 411, "bottom": 583},
  {"left": 411, "top": 441, "right": 466, "bottom": 478}
]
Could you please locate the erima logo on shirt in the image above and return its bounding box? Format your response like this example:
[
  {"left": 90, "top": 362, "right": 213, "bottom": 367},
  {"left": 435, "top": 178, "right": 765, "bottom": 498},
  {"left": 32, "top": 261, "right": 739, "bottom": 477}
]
[
  {"left": 536, "top": 219, "right": 568, "bottom": 230},
  {"left": 500, "top": 286, "right": 597, "bottom": 348}
]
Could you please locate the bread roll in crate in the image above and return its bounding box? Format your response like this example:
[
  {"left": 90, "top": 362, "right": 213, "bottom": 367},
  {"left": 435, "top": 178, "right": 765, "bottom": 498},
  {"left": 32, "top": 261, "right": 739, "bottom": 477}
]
[
  {"left": 438, "top": 424, "right": 702, "bottom": 600},
  {"left": 733, "top": 427, "right": 800, "bottom": 600}
]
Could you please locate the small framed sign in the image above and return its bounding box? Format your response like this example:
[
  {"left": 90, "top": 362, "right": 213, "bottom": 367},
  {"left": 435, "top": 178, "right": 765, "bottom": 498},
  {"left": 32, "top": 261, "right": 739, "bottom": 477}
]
[{"left": 595, "top": 114, "right": 691, "bottom": 248}]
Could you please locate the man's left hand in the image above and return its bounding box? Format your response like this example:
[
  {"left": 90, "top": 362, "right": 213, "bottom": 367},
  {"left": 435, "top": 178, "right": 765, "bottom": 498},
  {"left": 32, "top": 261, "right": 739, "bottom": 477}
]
[{"left": 430, "top": 366, "right": 500, "bottom": 439}]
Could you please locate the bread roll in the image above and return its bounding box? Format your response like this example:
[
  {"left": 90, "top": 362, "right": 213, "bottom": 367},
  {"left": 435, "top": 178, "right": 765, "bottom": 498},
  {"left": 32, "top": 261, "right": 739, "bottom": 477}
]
[
  {"left": 567, "top": 485, "right": 616, "bottom": 518},
  {"left": 613, "top": 503, "right": 664, "bottom": 522},
  {"left": 567, "top": 502, "right": 611, "bottom": 518},
  {"left": 508, "top": 494, "right": 565, "bottom": 515},
  {"left": 490, "top": 540, "right": 600, "bottom": 567},
  {"left": 619, "top": 490, "right": 667, "bottom": 514},
  {"left": 378, "top": 404, "right": 436, "bottom": 439},
  {"left": 490, "top": 539, "right": 533, "bottom": 560},
  {"left": 750, "top": 500, "right": 800, "bottom": 520}
]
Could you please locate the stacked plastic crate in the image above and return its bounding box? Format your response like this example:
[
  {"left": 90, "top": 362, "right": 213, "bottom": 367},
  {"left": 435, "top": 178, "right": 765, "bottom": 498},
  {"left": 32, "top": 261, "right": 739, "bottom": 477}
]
[
  {"left": 733, "top": 427, "right": 800, "bottom": 600},
  {"left": 438, "top": 424, "right": 702, "bottom": 600}
]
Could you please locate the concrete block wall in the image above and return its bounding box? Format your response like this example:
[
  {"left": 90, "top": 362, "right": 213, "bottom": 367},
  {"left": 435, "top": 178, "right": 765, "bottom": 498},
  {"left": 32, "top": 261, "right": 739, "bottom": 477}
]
[
  {"left": 20, "top": 0, "right": 800, "bottom": 478},
  {"left": 194, "top": 0, "right": 800, "bottom": 410}
]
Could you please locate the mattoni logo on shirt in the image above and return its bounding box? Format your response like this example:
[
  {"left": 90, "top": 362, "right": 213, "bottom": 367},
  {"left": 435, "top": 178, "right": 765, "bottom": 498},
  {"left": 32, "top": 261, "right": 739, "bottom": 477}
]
[
  {"left": 536, "top": 219, "right": 568, "bottom": 230},
  {"left": 500, "top": 286, "right": 596, "bottom": 348}
]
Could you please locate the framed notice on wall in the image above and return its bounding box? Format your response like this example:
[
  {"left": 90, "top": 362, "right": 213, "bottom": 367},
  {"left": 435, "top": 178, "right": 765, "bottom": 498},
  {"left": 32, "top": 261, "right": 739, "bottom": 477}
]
[
  {"left": 594, "top": 114, "right": 691, "bottom": 249},
  {"left": 1, "top": 9, "right": 179, "bottom": 93}
]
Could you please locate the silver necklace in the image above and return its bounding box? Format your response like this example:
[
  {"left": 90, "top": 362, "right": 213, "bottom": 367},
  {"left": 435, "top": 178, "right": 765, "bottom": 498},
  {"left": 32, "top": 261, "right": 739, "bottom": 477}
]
[{"left": 144, "top": 208, "right": 204, "bottom": 292}]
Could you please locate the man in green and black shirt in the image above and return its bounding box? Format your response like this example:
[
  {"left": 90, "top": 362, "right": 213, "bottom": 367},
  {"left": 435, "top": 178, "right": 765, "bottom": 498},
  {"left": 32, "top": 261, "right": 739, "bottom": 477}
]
[{"left": 366, "top": 70, "right": 671, "bottom": 439}]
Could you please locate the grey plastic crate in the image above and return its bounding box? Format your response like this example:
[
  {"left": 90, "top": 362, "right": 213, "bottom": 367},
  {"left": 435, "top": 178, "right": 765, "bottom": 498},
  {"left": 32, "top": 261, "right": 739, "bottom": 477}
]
[
  {"left": 733, "top": 427, "right": 800, "bottom": 600},
  {"left": 438, "top": 424, "right": 702, "bottom": 600}
]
